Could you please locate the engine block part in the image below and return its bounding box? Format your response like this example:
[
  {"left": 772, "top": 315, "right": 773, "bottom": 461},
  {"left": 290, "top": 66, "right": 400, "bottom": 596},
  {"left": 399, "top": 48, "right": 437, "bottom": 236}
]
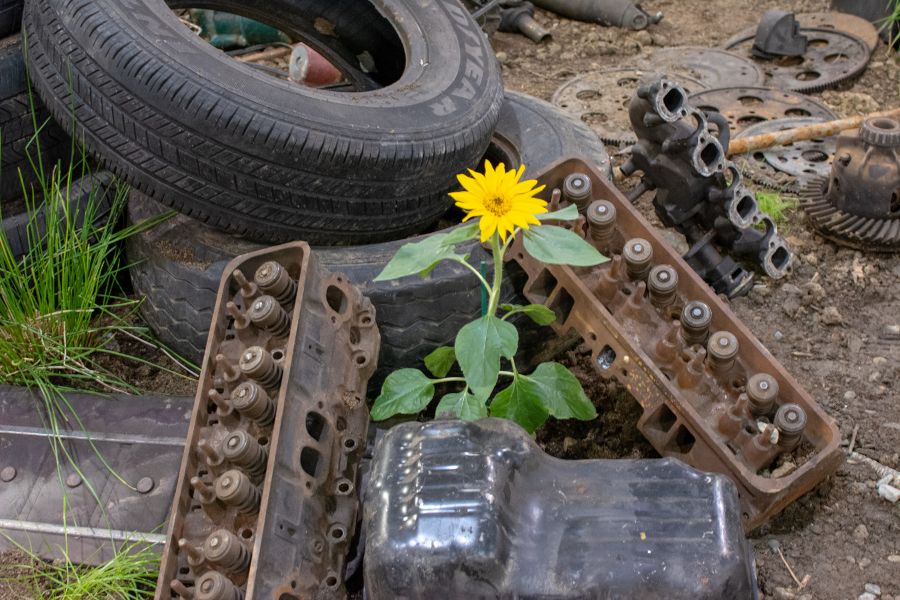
[
  {"left": 365, "top": 419, "right": 759, "bottom": 600},
  {"left": 157, "top": 243, "right": 380, "bottom": 599},
  {"left": 508, "top": 157, "right": 842, "bottom": 530},
  {"left": 801, "top": 117, "right": 900, "bottom": 251},
  {"left": 622, "top": 78, "right": 794, "bottom": 296}
]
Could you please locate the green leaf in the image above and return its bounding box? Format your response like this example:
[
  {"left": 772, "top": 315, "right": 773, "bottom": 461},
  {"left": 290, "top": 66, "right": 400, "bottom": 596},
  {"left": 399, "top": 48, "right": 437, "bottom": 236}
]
[
  {"left": 454, "top": 316, "right": 518, "bottom": 401},
  {"left": 523, "top": 225, "right": 608, "bottom": 266},
  {"left": 525, "top": 362, "right": 597, "bottom": 420},
  {"left": 501, "top": 303, "right": 557, "bottom": 326},
  {"left": 424, "top": 346, "right": 456, "bottom": 378},
  {"left": 435, "top": 390, "right": 487, "bottom": 420},
  {"left": 536, "top": 204, "right": 579, "bottom": 221},
  {"left": 370, "top": 369, "right": 435, "bottom": 420},
  {"left": 441, "top": 222, "right": 481, "bottom": 246},
  {"left": 489, "top": 375, "right": 550, "bottom": 434},
  {"left": 374, "top": 233, "right": 464, "bottom": 281}
]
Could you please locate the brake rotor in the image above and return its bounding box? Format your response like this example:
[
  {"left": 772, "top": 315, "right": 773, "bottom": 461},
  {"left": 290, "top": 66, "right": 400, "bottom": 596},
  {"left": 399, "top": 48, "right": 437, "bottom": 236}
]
[
  {"left": 722, "top": 28, "right": 871, "bottom": 93},
  {"left": 552, "top": 68, "right": 706, "bottom": 146},
  {"left": 688, "top": 86, "right": 837, "bottom": 137},
  {"left": 733, "top": 117, "right": 837, "bottom": 193},
  {"left": 647, "top": 47, "right": 766, "bottom": 88}
]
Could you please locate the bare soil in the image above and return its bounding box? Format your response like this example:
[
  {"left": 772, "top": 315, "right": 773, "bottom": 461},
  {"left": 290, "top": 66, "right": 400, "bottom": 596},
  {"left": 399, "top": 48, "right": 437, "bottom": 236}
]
[{"left": 496, "top": 1, "right": 899, "bottom": 599}]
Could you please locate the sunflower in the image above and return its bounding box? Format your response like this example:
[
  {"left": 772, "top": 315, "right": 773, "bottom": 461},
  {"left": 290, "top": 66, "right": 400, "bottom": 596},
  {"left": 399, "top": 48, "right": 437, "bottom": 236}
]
[{"left": 450, "top": 161, "right": 547, "bottom": 243}]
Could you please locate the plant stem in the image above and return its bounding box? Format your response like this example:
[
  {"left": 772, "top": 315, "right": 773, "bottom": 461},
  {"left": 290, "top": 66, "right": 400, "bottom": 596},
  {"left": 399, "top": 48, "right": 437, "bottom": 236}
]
[
  {"left": 431, "top": 376, "right": 466, "bottom": 384},
  {"left": 455, "top": 257, "right": 492, "bottom": 295},
  {"left": 487, "top": 233, "right": 504, "bottom": 316}
]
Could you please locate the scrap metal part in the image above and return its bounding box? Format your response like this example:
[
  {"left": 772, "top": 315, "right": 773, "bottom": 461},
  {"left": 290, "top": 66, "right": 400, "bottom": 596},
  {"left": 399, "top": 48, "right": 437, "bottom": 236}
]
[
  {"left": 797, "top": 12, "right": 881, "bottom": 51},
  {"left": 646, "top": 47, "right": 766, "bottom": 89},
  {"left": 0, "top": 387, "right": 191, "bottom": 565},
  {"left": 157, "top": 242, "right": 380, "bottom": 599},
  {"left": 801, "top": 117, "right": 900, "bottom": 251},
  {"left": 733, "top": 117, "right": 836, "bottom": 193},
  {"left": 552, "top": 68, "right": 706, "bottom": 146},
  {"left": 531, "top": 0, "right": 662, "bottom": 30},
  {"left": 498, "top": 1, "right": 551, "bottom": 42},
  {"left": 752, "top": 10, "right": 808, "bottom": 58},
  {"left": 689, "top": 85, "right": 837, "bottom": 137},
  {"left": 508, "top": 157, "right": 842, "bottom": 530},
  {"left": 622, "top": 78, "right": 794, "bottom": 296},
  {"left": 722, "top": 27, "right": 871, "bottom": 93},
  {"left": 365, "top": 419, "right": 759, "bottom": 599},
  {"left": 463, "top": 0, "right": 502, "bottom": 37}
]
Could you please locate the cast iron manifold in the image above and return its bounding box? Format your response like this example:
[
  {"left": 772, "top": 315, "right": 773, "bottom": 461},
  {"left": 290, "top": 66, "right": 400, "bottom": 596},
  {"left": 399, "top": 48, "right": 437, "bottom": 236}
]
[
  {"left": 621, "top": 77, "right": 793, "bottom": 297},
  {"left": 801, "top": 117, "right": 900, "bottom": 251}
]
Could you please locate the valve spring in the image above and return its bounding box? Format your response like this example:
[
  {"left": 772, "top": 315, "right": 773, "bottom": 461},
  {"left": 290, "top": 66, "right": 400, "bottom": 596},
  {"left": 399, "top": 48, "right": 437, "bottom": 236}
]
[
  {"left": 246, "top": 295, "right": 291, "bottom": 338},
  {"left": 254, "top": 261, "right": 296, "bottom": 306},
  {"left": 623, "top": 238, "right": 653, "bottom": 281},
  {"left": 230, "top": 382, "right": 275, "bottom": 426},
  {"left": 215, "top": 469, "right": 260, "bottom": 515},
  {"left": 774, "top": 403, "right": 807, "bottom": 451},
  {"left": 203, "top": 529, "right": 251, "bottom": 574},
  {"left": 194, "top": 571, "right": 245, "bottom": 600},
  {"left": 680, "top": 300, "right": 712, "bottom": 347},
  {"left": 648, "top": 264, "right": 678, "bottom": 307},
  {"left": 747, "top": 373, "right": 779, "bottom": 417},
  {"left": 587, "top": 200, "right": 617, "bottom": 250},
  {"left": 222, "top": 430, "right": 268, "bottom": 480},
  {"left": 563, "top": 172, "right": 593, "bottom": 212},
  {"left": 239, "top": 346, "right": 283, "bottom": 390},
  {"left": 706, "top": 331, "right": 739, "bottom": 373}
]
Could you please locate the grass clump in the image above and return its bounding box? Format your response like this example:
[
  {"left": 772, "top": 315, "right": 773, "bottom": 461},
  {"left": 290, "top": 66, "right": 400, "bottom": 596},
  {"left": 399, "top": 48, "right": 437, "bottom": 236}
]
[{"left": 755, "top": 191, "right": 795, "bottom": 227}]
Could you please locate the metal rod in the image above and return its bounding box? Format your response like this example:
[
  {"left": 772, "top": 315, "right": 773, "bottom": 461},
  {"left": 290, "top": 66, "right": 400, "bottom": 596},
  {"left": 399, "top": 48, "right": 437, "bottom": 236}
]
[
  {"left": 0, "top": 518, "right": 167, "bottom": 545},
  {"left": 727, "top": 107, "right": 900, "bottom": 156}
]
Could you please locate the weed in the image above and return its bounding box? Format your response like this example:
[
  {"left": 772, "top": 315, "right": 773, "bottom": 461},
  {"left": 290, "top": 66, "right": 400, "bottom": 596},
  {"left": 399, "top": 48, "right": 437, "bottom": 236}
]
[
  {"left": 878, "top": 0, "right": 900, "bottom": 50},
  {"left": 755, "top": 191, "right": 795, "bottom": 227}
]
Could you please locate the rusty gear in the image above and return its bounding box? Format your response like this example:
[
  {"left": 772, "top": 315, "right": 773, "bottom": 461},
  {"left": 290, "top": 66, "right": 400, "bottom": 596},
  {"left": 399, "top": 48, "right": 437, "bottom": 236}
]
[{"left": 646, "top": 47, "right": 766, "bottom": 88}]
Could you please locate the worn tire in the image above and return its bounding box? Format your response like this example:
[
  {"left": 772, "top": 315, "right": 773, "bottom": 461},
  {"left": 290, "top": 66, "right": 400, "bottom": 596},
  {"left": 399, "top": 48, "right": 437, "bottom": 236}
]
[
  {"left": 24, "top": 0, "right": 503, "bottom": 244},
  {"left": 0, "top": 0, "right": 22, "bottom": 38},
  {"left": 0, "top": 35, "right": 71, "bottom": 211},
  {"left": 126, "top": 91, "right": 609, "bottom": 384}
]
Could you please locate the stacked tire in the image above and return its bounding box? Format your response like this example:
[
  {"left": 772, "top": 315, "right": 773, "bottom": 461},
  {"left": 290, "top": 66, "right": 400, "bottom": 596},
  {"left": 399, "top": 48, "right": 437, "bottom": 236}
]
[{"left": 23, "top": 0, "right": 611, "bottom": 384}]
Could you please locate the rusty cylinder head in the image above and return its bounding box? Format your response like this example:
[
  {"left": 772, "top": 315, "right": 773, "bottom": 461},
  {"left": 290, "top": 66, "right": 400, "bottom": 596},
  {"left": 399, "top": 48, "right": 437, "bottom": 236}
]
[
  {"left": 563, "top": 172, "right": 593, "bottom": 212},
  {"left": 194, "top": 571, "right": 245, "bottom": 600},
  {"left": 680, "top": 301, "right": 712, "bottom": 347},
  {"left": 623, "top": 238, "right": 653, "bottom": 281},
  {"left": 706, "top": 331, "right": 739, "bottom": 373},
  {"left": 215, "top": 469, "right": 261, "bottom": 515},
  {"left": 239, "top": 346, "right": 283, "bottom": 390},
  {"left": 254, "top": 261, "right": 296, "bottom": 306},
  {"left": 222, "top": 430, "right": 268, "bottom": 481},
  {"left": 246, "top": 295, "right": 291, "bottom": 338},
  {"left": 747, "top": 373, "right": 779, "bottom": 417},
  {"left": 230, "top": 381, "right": 275, "bottom": 426},
  {"left": 648, "top": 265, "right": 678, "bottom": 307},
  {"left": 774, "top": 403, "right": 807, "bottom": 451},
  {"left": 203, "top": 529, "right": 251, "bottom": 574},
  {"left": 587, "top": 200, "right": 617, "bottom": 250}
]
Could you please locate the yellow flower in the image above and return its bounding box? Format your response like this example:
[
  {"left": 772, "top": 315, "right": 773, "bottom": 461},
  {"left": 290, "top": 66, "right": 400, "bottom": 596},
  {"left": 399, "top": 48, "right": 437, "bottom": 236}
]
[{"left": 450, "top": 161, "right": 547, "bottom": 243}]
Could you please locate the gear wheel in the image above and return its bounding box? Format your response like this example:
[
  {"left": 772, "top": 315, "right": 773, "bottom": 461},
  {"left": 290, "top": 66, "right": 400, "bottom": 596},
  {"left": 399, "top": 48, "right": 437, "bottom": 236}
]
[
  {"left": 859, "top": 117, "right": 900, "bottom": 147},
  {"left": 647, "top": 47, "right": 766, "bottom": 88},
  {"left": 722, "top": 28, "right": 871, "bottom": 93},
  {"left": 552, "top": 68, "right": 706, "bottom": 146}
]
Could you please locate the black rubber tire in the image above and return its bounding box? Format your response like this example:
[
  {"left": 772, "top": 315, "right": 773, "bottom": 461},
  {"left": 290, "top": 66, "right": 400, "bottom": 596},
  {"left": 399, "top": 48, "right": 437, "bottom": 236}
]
[
  {"left": 0, "top": 35, "right": 71, "bottom": 211},
  {"left": 24, "top": 0, "right": 503, "bottom": 244},
  {"left": 0, "top": 0, "right": 22, "bottom": 38},
  {"left": 126, "top": 90, "right": 609, "bottom": 384}
]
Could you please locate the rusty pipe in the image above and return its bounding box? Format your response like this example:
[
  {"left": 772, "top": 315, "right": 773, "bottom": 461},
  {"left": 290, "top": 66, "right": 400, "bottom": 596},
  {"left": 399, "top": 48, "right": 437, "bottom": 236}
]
[
  {"left": 531, "top": 0, "right": 662, "bottom": 30},
  {"left": 727, "top": 107, "right": 900, "bottom": 156}
]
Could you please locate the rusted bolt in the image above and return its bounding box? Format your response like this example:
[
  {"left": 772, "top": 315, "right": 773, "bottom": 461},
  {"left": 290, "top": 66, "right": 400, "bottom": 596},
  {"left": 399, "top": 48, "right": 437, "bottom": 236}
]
[
  {"left": 648, "top": 264, "right": 678, "bottom": 307},
  {"left": 747, "top": 373, "right": 779, "bottom": 417},
  {"left": 136, "top": 477, "right": 155, "bottom": 494},
  {"left": 254, "top": 261, "right": 296, "bottom": 306},
  {"left": 239, "top": 346, "right": 283, "bottom": 390},
  {"left": 65, "top": 473, "right": 82, "bottom": 488},
  {"left": 680, "top": 300, "right": 712, "bottom": 347},
  {"left": 623, "top": 238, "right": 653, "bottom": 281},
  {"left": 230, "top": 381, "right": 276, "bottom": 426},
  {"left": 563, "top": 172, "right": 593, "bottom": 212},
  {"left": 0, "top": 467, "right": 15, "bottom": 482}
]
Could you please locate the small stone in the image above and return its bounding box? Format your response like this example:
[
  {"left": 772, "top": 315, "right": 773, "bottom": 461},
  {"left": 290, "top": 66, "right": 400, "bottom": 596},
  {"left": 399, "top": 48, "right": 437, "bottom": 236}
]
[
  {"left": 849, "top": 336, "right": 864, "bottom": 354},
  {"left": 801, "top": 281, "right": 826, "bottom": 306},
  {"left": 844, "top": 391, "right": 857, "bottom": 402},
  {"left": 802, "top": 252, "right": 819, "bottom": 266},
  {"left": 495, "top": 51, "right": 508, "bottom": 64},
  {"left": 633, "top": 30, "right": 653, "bottom": 46},
  {"left": 869, "top": 371, "right": 882, "bottom": 383},
  {"left": 820, "top": 306, "right": 843, "bottom": 326},
  {"left": 563, "top": 436, "right": 577, "bottom": 452},
  {"left": 888, "top": 554, "right": 900, "bottom": 563},
  {"left": 782, "top": 283, "right": 802, "bottom": 296},
  {"left": 775, "top": 587, "right": 797, "bottom": 600},
  {"left": 859, "top": 557, "right": 872, "bottom": 568},
  {"left": 854, "top": 524, "right": 869, "bottom": 541},
  {"left": 873, "top": 356, "right": 888, "bottom": 367},
  {"left": 771, "top": 461, "right": 796, "bottom": 478},
  {"left": 799, "top": 595, "right": 812, "bottom": 600},
  {"left": 860, "top": 594, "right": 877, "bottom": 600},
  {"left": 865, "top": 584, "right": 881, "bottom": 596},
  {"left": 767, "top": 538, "right": 781, "bottom": 552},
  {"left": 774, "top": 330, "right": 784, "bottom": 341},
  {"left": 877, "top": 482, "right": 900, "bottom": 503}
]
